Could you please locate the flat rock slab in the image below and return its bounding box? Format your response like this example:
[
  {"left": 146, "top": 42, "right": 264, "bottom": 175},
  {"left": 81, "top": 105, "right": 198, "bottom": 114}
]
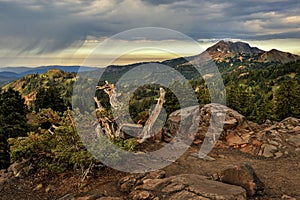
[{"left": 134, "top": 174, "right": 247, "bottom": 200}]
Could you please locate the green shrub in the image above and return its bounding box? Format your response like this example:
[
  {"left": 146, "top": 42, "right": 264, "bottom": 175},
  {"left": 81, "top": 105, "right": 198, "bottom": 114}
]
[{"left": 9, "top": 109, "right": 97, "bottom": 173}]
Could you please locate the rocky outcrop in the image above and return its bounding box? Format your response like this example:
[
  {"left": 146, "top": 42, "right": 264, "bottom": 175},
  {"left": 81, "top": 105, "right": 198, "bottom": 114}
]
[
  {"left": 219, "top": 162, "right": 264, "bottom": 196},
  {"left": 163, "top": 103, "right": 253, "bottom": 146},
  {"left": 164, "top": 104, "right": 300, "bottom": 159},
  {"left": 117, "top": 170, "right": 247, "bottom": 200},
  {"left": 256, "top": 117, "right": 300, "bottom": 158}
]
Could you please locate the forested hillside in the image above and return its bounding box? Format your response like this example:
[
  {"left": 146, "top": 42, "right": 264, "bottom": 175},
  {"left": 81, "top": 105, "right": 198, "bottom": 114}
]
[
  {"left": 3, "top": 69, "right": 75, "bottom": 110},
  {"left": 196, "top": 60, "right": 300, "bottom": 122}
]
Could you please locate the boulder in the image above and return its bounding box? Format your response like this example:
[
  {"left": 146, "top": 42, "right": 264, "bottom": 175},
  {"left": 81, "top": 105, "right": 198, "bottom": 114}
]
[
  {"left": 219, "top": 162, "right": 264, "bottom": 197},
  {"left": 163, "top": 105, "right": 200, "bottom": 141},
  {"left": 119, "top": 171, "right": 247, "bottom": 200},
  {"left": 163, "top": 103, "right": 252, "bottom": 145},
  {"left": 260, "top": 144, "right": 278, "bottom": 158}
]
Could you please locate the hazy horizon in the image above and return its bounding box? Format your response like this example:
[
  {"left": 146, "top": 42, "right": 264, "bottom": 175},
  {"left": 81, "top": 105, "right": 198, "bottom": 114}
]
[{"left": 1, "top": 38, "right": 299, "bottom": 68}]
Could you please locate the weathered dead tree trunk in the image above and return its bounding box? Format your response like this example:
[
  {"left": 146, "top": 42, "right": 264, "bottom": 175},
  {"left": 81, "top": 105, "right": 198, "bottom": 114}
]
[
  {"left": 96, "top": 81, "right": 120, "bottom": 109},
  {"left": 95, "top": 82, "right": 165, "bottom": 143},
  {"left": 138, "top": 87, "right": 165, "bottom": 143},
  {"left": 94, "top": 95, "right": 115, "bottom": 139}
]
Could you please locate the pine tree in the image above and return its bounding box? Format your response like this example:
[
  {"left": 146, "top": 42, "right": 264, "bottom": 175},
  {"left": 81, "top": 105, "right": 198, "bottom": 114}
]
[
  {"left": 0, "top": 88, "right": 28, "bottom": 169},
  {"left": 252, "top": 94, "right": 274, "bottom": 123},
  {"left": 35, "top": 86, "right": 67, "bottom": 113},
  {"left": 226, "top": 84, "right": 252, "bottom": 116},
  {"left": 275, "top": 78, "right": 300, "bottom": 120},
  {"left": 0, "top": 115, "right": 10, "bottom": 169}
]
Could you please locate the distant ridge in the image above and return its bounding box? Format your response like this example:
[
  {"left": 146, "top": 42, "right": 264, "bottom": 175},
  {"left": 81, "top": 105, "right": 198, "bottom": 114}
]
[
  {"left": 0, "top": 71, "right": 19, "bottom": 78},
  {"left": 0, "top": 67, "right": 30, "bottom": 74},
  {"left": 0, "top": 65, "right": 98, "bottom": 86},
  {"left": 0, "top": 65, "right": 97, "bottom": 78},
  {"left": 258, "top": 49, "right": 300, "bottom": 63}
]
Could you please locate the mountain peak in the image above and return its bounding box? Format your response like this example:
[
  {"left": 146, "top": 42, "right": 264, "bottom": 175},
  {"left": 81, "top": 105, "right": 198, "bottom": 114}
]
[
  {"left": 203, "top": 40, "right": 264, "bottom": 62},
  {"left": 183, "top": 40, "right": 299, "bottom": 66},
  {"left": 207, "top": 40, "right": 263, "bottom": 55},
  {"left": 258, "top": 48, "right": 300, "bottom": 63}
]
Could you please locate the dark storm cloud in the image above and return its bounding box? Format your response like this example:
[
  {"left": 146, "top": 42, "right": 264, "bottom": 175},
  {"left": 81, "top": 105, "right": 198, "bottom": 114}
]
[
  {"left": 0, "top": 0, "right": 98, "bottom": 53},
  {"left": 0, "top": 0, "right": 299, "bottom": 53}
]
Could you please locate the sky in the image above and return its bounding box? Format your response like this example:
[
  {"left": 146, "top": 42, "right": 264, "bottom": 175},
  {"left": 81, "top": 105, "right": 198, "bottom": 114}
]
[{"left": 0, "top": 0, "right": 299, "bottom": 67}]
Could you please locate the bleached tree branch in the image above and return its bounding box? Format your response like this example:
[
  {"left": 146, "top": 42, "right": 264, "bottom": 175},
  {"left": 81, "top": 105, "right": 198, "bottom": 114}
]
[{"left": 138, "top": 87, "right": 165, "bottom": 143}]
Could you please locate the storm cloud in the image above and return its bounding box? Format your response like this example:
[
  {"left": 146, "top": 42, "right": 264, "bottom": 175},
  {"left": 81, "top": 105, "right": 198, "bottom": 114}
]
[{"left": 0, "top": 0, "right": 299, "bottom": 53}]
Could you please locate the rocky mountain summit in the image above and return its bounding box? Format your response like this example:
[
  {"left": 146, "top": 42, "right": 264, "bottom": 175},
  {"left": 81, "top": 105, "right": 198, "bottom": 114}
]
[
  {"left": 206, "top": 40, "right": 263, "bottom": 60},
  {"left": 186, "top": 40, "right": 300, "bottom": 64}
]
